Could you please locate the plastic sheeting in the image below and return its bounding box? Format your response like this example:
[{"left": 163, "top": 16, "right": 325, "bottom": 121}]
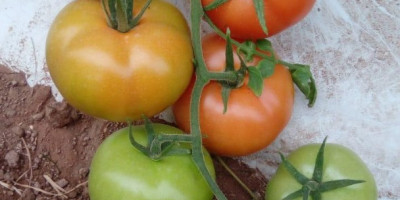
[{"left": 1, "top": 0, "right": 399, "bottom": 199}]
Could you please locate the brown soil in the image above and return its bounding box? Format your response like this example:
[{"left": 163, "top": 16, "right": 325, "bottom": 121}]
[{"left": 0, "top": 65, "right": 267, "bottom": 200}]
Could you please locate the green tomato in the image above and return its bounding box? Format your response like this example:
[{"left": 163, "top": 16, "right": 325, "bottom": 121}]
[
  {"left": 266, "top": 142, "right": 378, "bottom": 200},
  {"left": 88, "top": 124, "right": 215, "bottom": 200}
]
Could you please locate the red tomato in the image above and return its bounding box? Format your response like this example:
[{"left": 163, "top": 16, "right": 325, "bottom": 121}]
[
  {"left": 202, "top": 0, "right": 317, "bottom": 39},
  {"left": 172, "top": 34, "right": 294, "bottom": 156}
]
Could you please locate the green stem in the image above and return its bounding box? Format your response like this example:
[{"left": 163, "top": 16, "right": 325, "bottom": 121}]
[
  {"left": 203, "top": 15, "right": 275, "bottom": 62},
  {"left": 115, "top": 0, "right": 132, "bottom": 32},
  {"left": 190, "top": 0, "right": 227, "bottom": 199},
  {"left": 102, "top": 0, "right": 152, "bottom": 33},
  {"left": 206, "top": 71, "right": 238, "bottom": 82}
]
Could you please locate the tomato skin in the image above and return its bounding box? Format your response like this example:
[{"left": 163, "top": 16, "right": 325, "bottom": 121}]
[
  {"left": 172, "top": 34, "right": 294, "bottom": 156},
  {"left": 46, "top": 0, "right": 193, "bottom": 122},
  {"left": 88, "top": 124, "right": 215, "bottom": 200},
  {"left": 266, "top": 143, "right": 378, "bottom": 200},
  {"left": 202, "top": 0, "right": 317, "bottom": 39}
]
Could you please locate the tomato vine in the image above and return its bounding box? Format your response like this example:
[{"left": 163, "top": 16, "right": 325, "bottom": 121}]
[{"left": 103, "top": 0, "right": 318, "bottom": 199}]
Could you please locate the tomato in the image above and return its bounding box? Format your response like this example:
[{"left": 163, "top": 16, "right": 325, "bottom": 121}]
[
  {"left": 172, "top": 34, "right": 294, "bottom": 156},
  {"left": 88, "top": 124, "right": 215, "bottom": 200},
  {"left": 202, "top": 0, "right": 317, "bottom": 39},
  {"left": 46, "top": 0, "right": 193, "bottom": 122},
  {"left": 266, "top": 142, "right": 378, "bottom": 200}
]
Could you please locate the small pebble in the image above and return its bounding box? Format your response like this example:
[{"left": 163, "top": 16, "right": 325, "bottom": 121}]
[
  {"left": 32, "top": 112, "right": 44, "bottom": 121},
  {"left": 12, "top": 126, "right": 25, "bottom": 137},
  {"left": 5, "top": 150, "right": 20, "bottom": 168},
  {"left": 55, "top": 178, "right": 69, "bottom": 188}
]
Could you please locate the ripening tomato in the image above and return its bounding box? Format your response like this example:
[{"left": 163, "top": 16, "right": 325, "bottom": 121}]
[
  {"left": 202, "top": 0, "right": 317, "bottom": 39},
  {"left": 89, "top": 124, "right": 215, "bottom": 200},
  {"left": 46, "top": 0, "right": 193, "bottom": 122},
  {"left": 172, "top": 34, "right": 294, "bottom": 156}
]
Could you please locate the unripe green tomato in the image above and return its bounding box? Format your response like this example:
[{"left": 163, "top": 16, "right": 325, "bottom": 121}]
[
  {"left": 89, "top": 124, "right": 215, "bottom": 200},
  {"left": 266, "top": 143, "right": 378, "bottom": 200}
]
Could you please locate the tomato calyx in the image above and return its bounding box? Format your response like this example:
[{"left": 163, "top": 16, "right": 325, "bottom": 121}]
[
  {"left": 279, "top": 137, "right": 366, "bottom": 200},
  {"left": 203, "top": 15, "right": 317, "bottom": 107},
  {"left": 128, "top": 117, "right": 192, "bottom": 161},
  {"left": 218, "top": 31, "right": 247, "bottom": 113},
  {"left": 101, "top": 0, "right": 152, "bottom": 32}
]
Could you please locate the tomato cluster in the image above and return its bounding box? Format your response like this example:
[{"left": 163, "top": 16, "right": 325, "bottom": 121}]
[
  {"left": 46, "top": 0, "right": 377, "bottom": 199},
  {"left": 173, "top": 34, "right": 295, "bottom": 156}
]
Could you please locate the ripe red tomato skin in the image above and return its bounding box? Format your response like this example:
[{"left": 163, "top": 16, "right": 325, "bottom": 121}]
[
  {"left": 266, "top": 143, "right": 378, "bottom": 200},
  {"left": 201, "top": 0, "right": 317, "bottom": 39},
  {"left": 172, "top": 34, "right": 294, "bottom": 156}
]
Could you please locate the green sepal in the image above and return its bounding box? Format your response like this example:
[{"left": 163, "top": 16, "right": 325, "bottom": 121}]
[
  {"left": 312, "top": 137, "right": 327, "bottom": 182},
  {"left": 320, "top": 179, "right": 366, "bottom": 192},
  {"left": 128, "top": 116, "right": 193, "bottom": 161},
  {"left": 252, "top": 0, "right": 268, "bottom": 36},
  {"left": 131, "top": 0, "right": 153, "bottom": 27},
  {"left": 225, "top": 30, "right": 235, "bottom": 72},
  {"left": 279, "top": 152, "right": 310, "bottom": 185},
  {"left": 221, "top": 86, "right": 231, "bottom": 114},
  {"left": 101, "top": 0, "right": 153, "bottom": 32},
  {"left": 203, "top": 0, "right": 229, "bottom": 11},
  {"left": 282, "top": 189, "right": 303, "bottom": 200}
]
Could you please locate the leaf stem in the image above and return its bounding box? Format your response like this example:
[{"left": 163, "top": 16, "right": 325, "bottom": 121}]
[{"left": 190, "top": 0, "right": 228, "bottom": 199}]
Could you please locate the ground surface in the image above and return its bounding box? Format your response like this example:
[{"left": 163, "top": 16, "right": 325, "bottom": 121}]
[{"left": 0, "top": 64, "right": 267, "bottom": 200}]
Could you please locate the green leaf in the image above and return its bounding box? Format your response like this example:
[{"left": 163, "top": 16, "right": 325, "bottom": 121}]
[
  {"left": 290, "top": 64, "right": 317, "bottom": 107},
  {"left": 247, "top": 67, "right": 264, "bottom": 97},
  {"left": 221, "top": 86, "right": 231, "bottom": 114},
  {"left": 203, "top": 0, "right": 229, "bottom": 11},
  {"left": 256, "top": 39, "right": 273, "bottom": 52},
  {"left": 307, "top": 76, "right": 317, "bottom": 107},
  {"left": 256, "top": 59, "right": 275, "bottom": 78},
  {"left": 291, "top": 66, "right": 311, "bottom": 95},
  {"left": 253, "top": 0, "right": 268, "bottom": 36}
]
